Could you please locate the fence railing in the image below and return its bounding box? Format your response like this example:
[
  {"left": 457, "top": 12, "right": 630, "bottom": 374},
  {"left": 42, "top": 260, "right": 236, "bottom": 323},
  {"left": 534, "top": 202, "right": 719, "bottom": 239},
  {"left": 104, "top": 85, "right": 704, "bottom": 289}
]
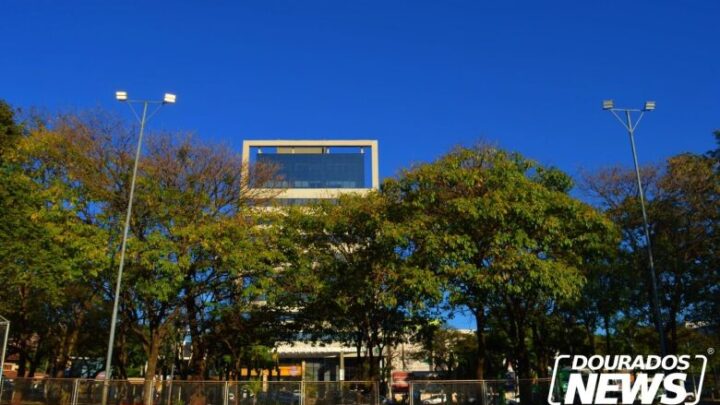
[
  {"left": 0, "top": 375, "right": 717, "bottom": 405},
  {"left": 404, "top": 379, "right": 553, "bottom": 405},
  {"left": 304, "top": 381, "right": 378, "bottom": 405}
]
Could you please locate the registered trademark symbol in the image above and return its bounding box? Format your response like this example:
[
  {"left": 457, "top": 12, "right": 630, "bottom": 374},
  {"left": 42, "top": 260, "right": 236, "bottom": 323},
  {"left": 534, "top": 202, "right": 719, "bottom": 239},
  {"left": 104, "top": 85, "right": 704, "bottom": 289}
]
[{"left": 708, "top": 348, "right": 715, "bottom": 355}]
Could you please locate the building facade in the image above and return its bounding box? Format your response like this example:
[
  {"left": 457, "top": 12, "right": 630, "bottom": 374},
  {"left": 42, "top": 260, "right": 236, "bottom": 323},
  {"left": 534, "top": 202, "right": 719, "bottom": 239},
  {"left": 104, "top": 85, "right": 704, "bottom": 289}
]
[
  {"left": 242, "top": 140, "right": 379, "bottom": 381},
  {"left": 241, "top": 140, "right": 379, "bottom": 203}
]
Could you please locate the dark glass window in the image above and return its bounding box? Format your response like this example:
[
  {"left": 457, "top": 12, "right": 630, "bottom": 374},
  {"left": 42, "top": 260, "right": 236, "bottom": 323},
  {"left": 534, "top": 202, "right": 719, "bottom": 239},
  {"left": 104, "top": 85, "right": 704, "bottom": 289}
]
[{"left": 258, "top": 153, "right": 365, "bottom": 189}]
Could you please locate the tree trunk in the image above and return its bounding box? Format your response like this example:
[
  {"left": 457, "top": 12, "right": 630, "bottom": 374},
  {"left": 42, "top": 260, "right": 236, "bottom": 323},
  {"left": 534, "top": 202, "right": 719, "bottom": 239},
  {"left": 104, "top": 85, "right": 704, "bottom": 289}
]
[
  {"left": 586, "top": 323, "right": 596, "bottom": 355},
  {"left": 356, "top": 342, "right": 363, "bottom": 380},
  {"left": 515, "top": 328, "right": 533, "bottom": 405},
  {"left": 382, "top": 343, "right": 392, "bottom": 396},
  {"left": 603, "top": 314, "right": 612, "bottom": 354},
  {"left": 186, "top": 295, "right": 207, "bottom": 379},
  {"left": 55, "top": 320, "right": 83, "bottom": 377},
  {"left": 118, "top": 330, "right": 129, "bottom": 380},
  {"left": 474, "top": 310, "right": 486, "bottom": 380},
  {"left": 669, "top": 305, "right": 678, "bottom": 355},
  {"left": 234, "top": 356, "right": 242, "bottom": 380},
  {"left": 505, "top": 297, "right": 532, "bottom": 405},
  {"left": 28, "top": 353, "right": 39, "bottom": 378},
  {"left": 384, "top": 344, "right": 392, "bottom": 385},
  {"left": 48, "top": 326, "right": 66, "bottom": 377},
  {"left": 532, "top": 325, "right": 549, "bottom": 378},
  {"left": 16, "top": 296, "right": 31, "bottom": 378},
  {"left": 143, "top": 334, "right": 162, "bottom": 405},
  {"left": 17, "top": 348, "right": 27, "bottom": 377},
  {"left": 48, "top": 346, "right": 59, "bottom": 377},
  {"left": 366, "top": 344, "right": 376, "bottom": 380}
]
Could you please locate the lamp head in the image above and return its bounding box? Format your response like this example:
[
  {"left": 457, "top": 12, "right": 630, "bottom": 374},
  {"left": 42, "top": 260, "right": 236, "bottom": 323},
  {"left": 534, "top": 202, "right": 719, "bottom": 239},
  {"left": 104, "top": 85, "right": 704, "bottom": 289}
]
[
  {"left": 602, "top": 100, "right": 614, "bottom": 110},
  {"left": 163, "top": 93, "right": 177, "bottom": 104},
  {"left": 115, "top": 91, "right": 128, "bottom": 102},
  {"left": 644, "top": 101, "right": 656, "bottom": 111}
]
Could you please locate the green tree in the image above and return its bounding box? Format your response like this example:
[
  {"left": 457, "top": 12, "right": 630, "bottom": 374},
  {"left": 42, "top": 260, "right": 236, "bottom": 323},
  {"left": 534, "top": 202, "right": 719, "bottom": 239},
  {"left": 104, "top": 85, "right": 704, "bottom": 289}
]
[
  {"left": 414, "top": 326, "right": 479, "bottom": 379},
  {"left": 0, "top": 105, "right": 108, "bottom": 378},
  {"left": 281, "top": 192, "right": 441, "bottom": 381},
  {"left": 385, "top": 145, "right": 616, "bottom": 403},
  {"left": 585, "top": 144, "right": 720, "bottom": 353},
  {"left": 708, "top": 130, "right": 720, "bottom": 161},
  {"left": 28, "top": 112, "right": 279, "bottom": 403},
  {"left": 0, "top": 100, "right": 22, "bottom": 161}
]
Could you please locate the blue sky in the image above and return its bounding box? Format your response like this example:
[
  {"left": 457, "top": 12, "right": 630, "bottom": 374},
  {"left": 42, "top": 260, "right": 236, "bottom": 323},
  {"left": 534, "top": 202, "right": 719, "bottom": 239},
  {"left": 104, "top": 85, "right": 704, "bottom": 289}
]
[{"left": 3, "top": 1, "right": 719, "bottom": 328}]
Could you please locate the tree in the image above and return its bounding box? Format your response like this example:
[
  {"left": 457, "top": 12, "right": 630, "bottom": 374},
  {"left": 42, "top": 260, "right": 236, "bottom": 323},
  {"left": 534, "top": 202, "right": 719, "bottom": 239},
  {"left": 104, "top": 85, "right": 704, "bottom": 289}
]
[
  {"left": 585, "top": 144, "right": 720, "bottom": 353},
  {"left": 414, "top": 326, "right": 479, "bottom": 379},
  {"left": 0, "top": 104, "right": 108, "bottom": 378},
  {"left": 187, "top": 208, "right": 298, "bottom": 381},
  {"left": 385, "top": 145, "right": 616, "bottom": 403},
  {"left": 21, "top": 112, "right": 279, "bottom": 404},
  {"left": 0, "top": 100, "right": 22, "bottom": 161},
  {"left": 565, "top": 259, "right": 630, "bottom": 355},
  {"left": 708, "top": 130, "right": 720, "bottom": 161},
  {"left": 280, "top": 192, "right": 442, "bottom": 381}
]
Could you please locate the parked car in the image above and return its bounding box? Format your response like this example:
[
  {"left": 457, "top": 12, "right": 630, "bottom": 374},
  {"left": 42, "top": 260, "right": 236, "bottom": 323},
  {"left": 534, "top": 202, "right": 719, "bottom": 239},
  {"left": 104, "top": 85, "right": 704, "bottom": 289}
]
[{"left": 275, "top": 389, "right": 301, "bottom": 405}]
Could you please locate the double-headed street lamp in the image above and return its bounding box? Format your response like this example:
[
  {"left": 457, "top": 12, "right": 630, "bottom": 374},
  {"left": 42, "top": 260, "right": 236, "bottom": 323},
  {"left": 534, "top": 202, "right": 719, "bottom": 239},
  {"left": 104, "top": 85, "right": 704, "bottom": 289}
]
[
  {"left": 103, "top": 91, "right": 176, "bottom": 392},
  {"left": 602, "top": 99, "right": 667, "bottom": 356}
]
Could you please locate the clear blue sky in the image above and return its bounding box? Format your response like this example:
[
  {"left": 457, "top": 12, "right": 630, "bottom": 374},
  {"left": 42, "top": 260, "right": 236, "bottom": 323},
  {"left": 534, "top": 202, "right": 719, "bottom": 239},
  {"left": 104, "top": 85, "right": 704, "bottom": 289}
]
[{"left": 3, "top": 1, "right": 718, "bottom": 328}]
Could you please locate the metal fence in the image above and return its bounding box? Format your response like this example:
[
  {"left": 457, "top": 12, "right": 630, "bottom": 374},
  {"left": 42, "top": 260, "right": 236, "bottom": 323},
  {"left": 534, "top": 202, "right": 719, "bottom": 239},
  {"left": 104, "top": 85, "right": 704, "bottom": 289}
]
[
  {"left": 691, "top": 371, "right": 719, "bottom": 403},
  {"left": 304, "top": 381, "right": 378, "bottom": 405},
  {"left": 75, "top": 379, "right": 153, "bottom": 405},
  {"left": 0, "top": 378, "right": 75, "bottom": 405},
  {"left": 0, "top": 317, "right": 8, "bottom": 404},
  {"left": 405, "top": 379, "right": 553, "bottom": 405},
  {"left": 0, "top": 376, "right": 717, "bottom": 405},
  {"left": 228, "top": 381, "right": 301, "bottom": 405}
]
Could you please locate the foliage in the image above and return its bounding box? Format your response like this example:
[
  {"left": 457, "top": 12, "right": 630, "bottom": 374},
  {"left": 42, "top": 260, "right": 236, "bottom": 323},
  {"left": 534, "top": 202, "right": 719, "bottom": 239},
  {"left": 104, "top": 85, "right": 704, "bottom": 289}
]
[
  {"left": 0, "top": 103, "right": 109, "bottom": 377},
  {"left": 584, "top": 144, "right": 720, "bottom": 354},
  {"left": 278, "top": 192, "right": 442, "bottom": 381},
  {"left": 414, "top": 327, "right": 479, "bottom": 379},
  {"left": 384, "top": 145, "right": 617, "bottom": 404},
  {"left": 0, "top": 100, "right": 717, "bottom": 402}
]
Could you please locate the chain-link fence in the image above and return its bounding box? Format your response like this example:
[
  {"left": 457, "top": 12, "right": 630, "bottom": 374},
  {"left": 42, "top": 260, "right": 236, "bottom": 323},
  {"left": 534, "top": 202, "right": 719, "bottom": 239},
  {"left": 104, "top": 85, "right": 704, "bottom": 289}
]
[
  {"left": 0, "top": 378, "right": 75, "bottom": 405},
  {"left": 406, "top": 379, "right": 552, "bottom": 405},
  {"left": 229, "top": 381, "right": 301, "bottom": 405},
  {"left": 0, "top": 375, "right": 717, "bottom": 405},
  {"left": 164, "top": 381, "right": 225, "bottom": 405},
  {"left": 0, "top": 317, "right": 8, "bottom": 404},
  {"left": 76, "top": 379, "right": 158, "bottom": 405},
  {"left": 303, "top": 381, "right": 378, "bottom": 405}
]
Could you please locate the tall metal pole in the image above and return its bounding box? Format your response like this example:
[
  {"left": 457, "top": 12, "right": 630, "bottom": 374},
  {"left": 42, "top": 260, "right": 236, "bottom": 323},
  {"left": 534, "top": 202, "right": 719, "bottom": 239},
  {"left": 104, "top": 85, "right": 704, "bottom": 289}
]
[
  {"left": 102, "top": 101, "right": 149, "bottom": 405},
  {"left": 623, "top": 110, "right": 667, "bottom": 356}
]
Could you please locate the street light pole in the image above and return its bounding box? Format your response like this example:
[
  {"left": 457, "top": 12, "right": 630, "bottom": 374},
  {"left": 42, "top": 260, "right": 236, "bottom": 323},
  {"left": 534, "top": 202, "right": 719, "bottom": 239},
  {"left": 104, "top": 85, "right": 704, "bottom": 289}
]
[
  {"left": 102, "top": 92, "right": 176, "bottom": 405},
  {"left": 603, "top": 100, "right": 667, "bottom": 356}
]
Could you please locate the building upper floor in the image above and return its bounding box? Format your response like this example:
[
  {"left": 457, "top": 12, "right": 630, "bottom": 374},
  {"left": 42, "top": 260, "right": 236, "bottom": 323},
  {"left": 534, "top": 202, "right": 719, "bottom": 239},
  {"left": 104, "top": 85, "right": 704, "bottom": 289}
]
[{"left": 242, "top": 140, "right": 379, "bottom": 202}]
